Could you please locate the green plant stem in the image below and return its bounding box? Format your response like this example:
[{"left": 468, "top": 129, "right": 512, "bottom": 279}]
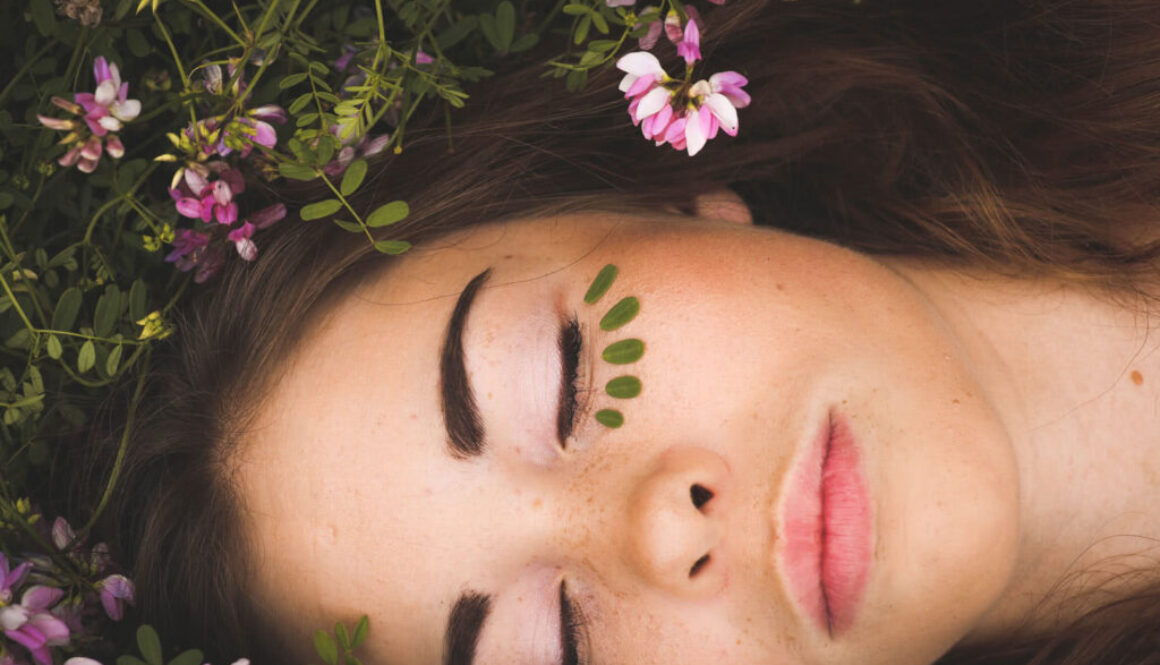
[
  {"left": 0, "top": 40, "right": 57, "bottom": 109},
  {"left": 0, "top": 273, "right": 37, "bottom": 336},
  {"left": 76, "top": 349, "right": 151, "bottom": 539},
  {"left": 186, "top": 0, "right": 247, "bottom": 46},
  {"left": 317, "top": 172, "right": 375, "bottom": 245}
]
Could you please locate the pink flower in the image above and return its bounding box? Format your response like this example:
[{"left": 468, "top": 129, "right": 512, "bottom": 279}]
[
  {"left": 37, "top": 57, "right": 139, "bottom": 172},
  {"left": 676, "top": 19, "right": 702, "bottom": 65},
  {"left": 227, "top": 223, "right": 257, "bottom": 261},
  {"left": 169, "top": 162, "right": 245, "bottom": 225},
  {"left": 1, "top": 554, "right": 31, "bottom": 605},
  {"left": 3, "top": 587, "right": 70, "bottom": 665},
  {"left": 96, "top": 575, "right": 134, "bottom": 621}
]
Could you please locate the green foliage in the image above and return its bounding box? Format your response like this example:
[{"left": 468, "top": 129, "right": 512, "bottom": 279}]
[{"left": 312, "top": 616, "right": 370, "bottom": 665}]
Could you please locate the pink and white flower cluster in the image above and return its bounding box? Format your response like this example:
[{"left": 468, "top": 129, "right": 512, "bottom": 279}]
[
  {"left": 614, "top": 6, "right": 749, "bottom": 156},
  {"left": 0, "top": 519, "right": 134, "bottom": 665},
  {"left": 166, "top": 161, "right": 287, "bottom": 281},
  {"left": 37, "top": 57, "right": 142, "bottom": 173}
]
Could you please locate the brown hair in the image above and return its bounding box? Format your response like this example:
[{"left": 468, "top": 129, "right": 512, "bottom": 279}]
[{"left": 85, "top": 0, "right": 1160, "bottom": 662}]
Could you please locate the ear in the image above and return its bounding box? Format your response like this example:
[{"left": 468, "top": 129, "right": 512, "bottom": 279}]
[{"left": 692, "top": 187, "right": 753, "bottom": 226}]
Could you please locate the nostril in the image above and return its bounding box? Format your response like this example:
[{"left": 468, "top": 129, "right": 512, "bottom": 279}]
[
  {"left": 690, "top": 484, "right": 714, "bottom": 510},
  {"left": 689, "top": 554, "right": 711, "bottom": 578}
]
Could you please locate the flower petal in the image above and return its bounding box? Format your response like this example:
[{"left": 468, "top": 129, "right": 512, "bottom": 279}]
[
  {"left": 112, "top": 99, "right": 141, "bottom": 122},
  {"left": 634, "top": 86, "right": 671, "bottom": 122},
  {"left": 94, "top": 80, "right": 117, "bottom": 107},
  {"left": 98, "top": 115, "right": 123, "bottom": 133},
  {"left": 21, "top": 586, "right": 63, "bottom": 612},
  {"left": 705, "top": 93, "right": 739, "bottom": 135},
  {"left": 616, "top": 51, "right": 664, "bottom": 77}
]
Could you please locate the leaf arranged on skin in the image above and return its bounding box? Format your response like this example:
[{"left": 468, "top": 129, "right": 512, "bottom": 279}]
[
  {"left": 300, "top": 199, "right": 343, "bottom": 221},
  {"left": 315, "top": 629, "right": 339, "bottom": 665},
  {"left": 600, "top": 296, "right": 639, "bottom": 331},
  {"left": 584, "top": 264, "right": 617, "bottom": 304},
  {"left": 605, "top": 375, "right": 642, "bottom": 399},
  {"left": 595, "top": 409, "right": 624, "bottom": 428},
  {"left": 602, "top": 338, "right": 644, "bottom": 364},
  {"left": 352, "top": 615, "right": 370, "bottom": 648}
]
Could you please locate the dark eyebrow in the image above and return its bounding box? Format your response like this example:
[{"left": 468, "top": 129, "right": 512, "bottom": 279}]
[
  {"left": 441, "top": 268, "right": 492, "bottom": 458},
  {"left": 444, "top": 592, "right": 492, "bottom": 665}
]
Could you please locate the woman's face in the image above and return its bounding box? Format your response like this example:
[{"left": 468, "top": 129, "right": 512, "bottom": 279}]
[{"left": 237, "top": 210, "right": 1021, "bottom": 665}]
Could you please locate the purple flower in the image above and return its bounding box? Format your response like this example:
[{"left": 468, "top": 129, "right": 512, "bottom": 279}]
[
  {"left": 37, "top": 57, "right": 139, "bottom": 172},
  {"left": 3, "top": 587, "right": 71, "bottom": 665},
  {"left": 169, "top": 162, "right": 245, "bottom": 225},
  {"left": 1, "top": 554, "right": 31, "bottom": 605},
  {"left": 96, "top": 575, "right": 134, "bottom": 621},
  {"left": 676, "top": 19, "right": 702, "bottom": 65},
  {"left": 165, "top": 229, "right": 211, "bottom": 271}
]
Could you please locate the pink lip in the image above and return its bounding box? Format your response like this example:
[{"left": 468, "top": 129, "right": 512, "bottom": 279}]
[{"left": 779, "top": 410, "right": 872, "bottom": 637}]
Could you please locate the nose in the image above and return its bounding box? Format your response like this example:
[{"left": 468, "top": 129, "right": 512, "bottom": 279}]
[{"left": 624, "top": 446, "right": 731, "bottom": 599}]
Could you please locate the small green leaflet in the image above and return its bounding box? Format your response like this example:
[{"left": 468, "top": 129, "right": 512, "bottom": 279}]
[
  {"left": 599, "top": 296, "right": 639, "bottom": 331},
  {"left": 341, "top": 159, "right": 368, "bottom": 196},
  {"left": 605, "top": 375, "right": 642, "bottom": 399},
  {"left": 584, "top": 264, "right": 617, "bottom": 304},
  {"left": 278, "top": 162, "right": 317, "bottom": 181},
  {"left": 367, "top": 200, "right": 409, "bottom": 227},
  {"left": 602, "top": 338, "right": 644, "bottom": 364},
  {"left": 373, "top": 240, "right": 411, "bottom": 255},
  {"left": 595, "top": 409, "right": 624, "bottom": 428},
  {"left": 300, "top": 199, "right": 343, "bottom": 220},
  {"left": 77, "top": 340, "right": 95, "bottom": 373}
]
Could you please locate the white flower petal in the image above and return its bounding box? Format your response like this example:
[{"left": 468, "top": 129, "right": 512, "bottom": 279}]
[
  {"left": 705, "top": 93, "right": 738, "bottom": 134},
  {"left": 94, "top": 80, "right": 117, "bottom": 107},
  {"left": 685, "top": 110, "right": 708, "bottom": 156},
  {"left": 616, "top": 51, "right": 664, "bottom": 77},
  {"left": 618, "top": 73, "right": 639, "bottom": 93},
  {"left": 98, "top": 116, "right": 123, "bottom": 132},
  {"left": 112, "top": 98, "right": 141, "bottom": 122},
  {"left": 634, "top": 86, "right": 671, "bottom": 122}
]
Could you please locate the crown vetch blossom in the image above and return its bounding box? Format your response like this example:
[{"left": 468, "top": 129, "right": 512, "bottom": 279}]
[{"left": 37, "top": 57, "right": 140, "bottom": 173}]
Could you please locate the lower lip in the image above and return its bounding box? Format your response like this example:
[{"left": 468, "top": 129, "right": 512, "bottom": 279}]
[{"left": 780, "top": 410, "right": 872, "bottom": 637}]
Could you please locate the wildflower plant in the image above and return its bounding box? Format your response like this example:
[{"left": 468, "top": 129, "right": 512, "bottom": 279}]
[{"left": 0, "top": 0, "right": 762, "bottom": 662}]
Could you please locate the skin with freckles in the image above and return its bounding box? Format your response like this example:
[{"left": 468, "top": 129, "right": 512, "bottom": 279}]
[{"left": 234, "top": 196, "right": 1160, "bottom": 665}]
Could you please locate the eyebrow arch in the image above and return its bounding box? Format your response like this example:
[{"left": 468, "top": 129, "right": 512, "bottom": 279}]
[
  {"left": 441, "top": 268, "right": 492, "bottom": 458},
  {"left": 444, "top": 592, "right": 492, "bottom": 665}
]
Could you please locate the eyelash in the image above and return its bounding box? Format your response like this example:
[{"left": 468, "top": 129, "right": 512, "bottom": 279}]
[
  {"left": 559, "top": 580, "right": 589, "bottom": 665},
  {"left": 556, "top": 317, "right": 583, "bottom": 447}
]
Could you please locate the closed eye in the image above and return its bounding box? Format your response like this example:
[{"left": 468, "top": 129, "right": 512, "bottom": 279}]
[{"left": 556, "top": 317, "right": 582, "bottom": 447}]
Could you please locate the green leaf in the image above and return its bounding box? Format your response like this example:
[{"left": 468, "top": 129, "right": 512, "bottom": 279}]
[
  {"left": 335, "top": 622, "right": 351, "bottom": 649},
  {"left": 30, "top": 0, "right": 56, "bottom": 37},
  {"left": 495, "top": 1, "right": 515, "bottom": 51},
  {"left": 5, "top": 329, "right": 30, "bottom": 350},
  {"left": 435, "top": 16, "right": 478, "bottom": 50},
  {"left": 366, "top": 201, "right": 409, "bottom": 227},
  {"left": 300, "top": 199, "right": 343, "bottom": 221},
  {"left": 93, "top": 286, "right": 120, "bottom": 337},
  {"left": 605, "top": 375, "right": 642, "bottom": 399},
  {"left": 46, "top": 335, "right": 62, "bottom": 360},
  {"left": 373, "top": 240, "right": 411, "bottom": 255},
  {"left": 341, "top": 159, "right": 367, "bottom": 196},
  {"left": 77, "top": 340, "right": 95, "bottom": 374},
  {"left": 52, "top": 287, "right": 82, "bottom": 331},
  {"left": 583, "top": 264, "right": 617, "bottom": 304},
  {"left": 574, "top": 15, "right": 592, "bottom": 45},
  {"left": 137, "top": 625, "right": 164, "bottom": 665},
  {"left": 129, "top": 279, "right": 147, "bottom": 321},
  {"left": 591, "top": 11, "right": 609, "bottom": 34},
  {"left": 478, "top": 13, "right": 501, "bottom": 51},
  {"left": 352, "top": 615, "right": 369, "bottom": 648},
  {"left": 600, "top": 296, "right": 639, "bottom": 331},
  {"left": 289, "top": 91, "right": 314, "bottom": 114},
  {"left": 314, "top": 630, "right": 339, "bottom": 665},
  {"left": 166, "top": 649, "right": 203, "bottom": 665},
  {"left": 510, "top": 33, "right": 539, "bottom": 53},
  {"left": 279, "top": 72, "right": 308, "bottom": 89},
  {"left": 126, "top": 28, "right": 151, "bottom": 57},
  {"left": 602, "top": 338, "right": 645, "bottom": 364},
  {"left": 106, "top": 344, "right": 123, "bottom": 375},
  {"left": 333, "top": 219, "right": 364, "bottom": 233},
  {"left": 563, "top": 4, "right": 590, "bottom": 16},
  {"left": 316, "top": 136, "right": 336, "bottom": 166},
  {"left": 278, "top": 162, "right": 318, "bottom": 181},
  {"left": 595, "top": 409, "right": 624, "bottom": 428}
]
